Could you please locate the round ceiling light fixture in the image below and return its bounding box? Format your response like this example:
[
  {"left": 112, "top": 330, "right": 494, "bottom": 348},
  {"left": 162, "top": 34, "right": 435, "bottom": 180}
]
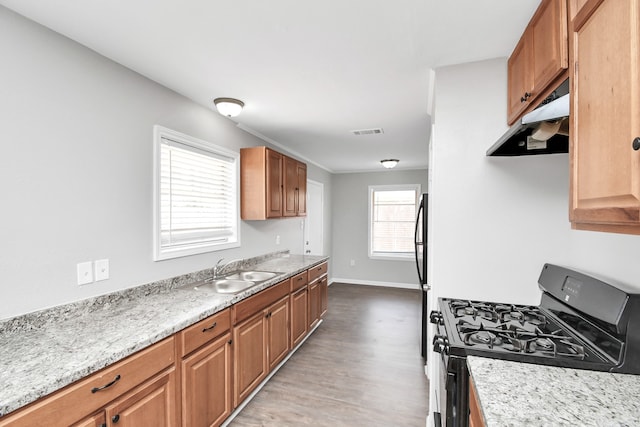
[
  {"left": 380, "top": 159, "right": 399, "bottom": 169},
  {"left": 213, "top": 97, "right": 245, "bottom": 117}
]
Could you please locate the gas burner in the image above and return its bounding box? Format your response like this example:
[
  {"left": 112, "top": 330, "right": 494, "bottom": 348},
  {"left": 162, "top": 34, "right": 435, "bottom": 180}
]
[
  {"left": 449, "top": 300, "right": 499, "bottom": 322},
  {"left": 497, "top": 305, "right": 548, "bottom": 327},
  {"left": 530, "top": 337, "right": 554, "bottom": 351},
  {"left": 470, "top": 331, "right": 498, "bottom": 345}
]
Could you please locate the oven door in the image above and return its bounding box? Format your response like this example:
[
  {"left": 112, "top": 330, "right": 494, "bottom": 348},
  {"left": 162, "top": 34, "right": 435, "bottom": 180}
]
[{"left": 436, "top": 352, "right": 469, "bottom": 427}]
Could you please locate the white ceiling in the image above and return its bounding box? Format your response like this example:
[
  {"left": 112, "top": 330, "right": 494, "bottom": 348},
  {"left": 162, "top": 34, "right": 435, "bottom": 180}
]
[{"left": 0, "top": 0, "right": 540, "bottom": 173}]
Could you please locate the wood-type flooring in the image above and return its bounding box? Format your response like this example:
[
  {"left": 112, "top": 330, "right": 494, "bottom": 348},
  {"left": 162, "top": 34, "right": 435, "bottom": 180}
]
[{"left": 229, "top": 282, "right": 429, "bottom": 427}]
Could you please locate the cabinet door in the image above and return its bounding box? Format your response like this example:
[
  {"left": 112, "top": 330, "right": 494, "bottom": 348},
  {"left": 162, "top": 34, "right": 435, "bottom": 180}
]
[
  {"left": 290, "top": 286, "right": 308, "bottom": 348},
  {"left": 283, "top": 156, "right": 298, "bottom": 217},
  {"left": 233, "top": 312, "right": 268, "bottom": 407},
  {"left": 571, "top": 0, "right": 640, "bottom": 231},
  {"left": 181, "top": 333, "right": 232, "bottom": 427},
  {"left": 507, "top": 31, "right": 533, "bottom": 124},
  {"left": 105, "top": 368, "right": 176, "bottom": 427},
  {"left": 531, "top": 0, "right": 568, "bottom": 95},
  {"left": 72, "top": 412, "right": 106, "bottom": 427},
  {"left": 296, "top": 162, "right": 307, "bottom": 216},
  {"left": 267, "top": 296, "right": 291, "bottom": 371},
  {"left": 308, "top": 281, "right": 320, "bottom": 329},
  {"left": 266, "top": 149, "right": 283, "bottom": 218},
  {"left": 319, "top": 276, "right": 328, "bottom": 318}
]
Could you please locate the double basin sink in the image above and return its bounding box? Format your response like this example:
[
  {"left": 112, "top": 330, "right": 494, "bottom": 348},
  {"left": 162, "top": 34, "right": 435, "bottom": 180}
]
[{"left": 181, "top": 271, "right": 281, "bottom": 294}]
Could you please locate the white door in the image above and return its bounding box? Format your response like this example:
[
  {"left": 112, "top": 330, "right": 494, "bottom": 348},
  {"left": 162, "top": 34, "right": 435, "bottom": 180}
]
[{"left": 304, "top": 180, "right": 324, "bottom": 255}]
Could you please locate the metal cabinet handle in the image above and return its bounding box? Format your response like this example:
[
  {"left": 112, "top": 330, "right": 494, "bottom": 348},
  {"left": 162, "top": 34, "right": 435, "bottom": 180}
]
[
  {"left": 520, "top": 92, "right": 531, "bottom": 103},
  {"left": 633, "top": 137, "right": 640, "bottom": 151},
  {"left": 202, "top": 321, "right": 217, "bottom": 332},
  {"left": 91, "top": 374, "right": 121, "bottom": 393},
  {"left": 112, "top": 414, "right": 120, "bottom": 423}
]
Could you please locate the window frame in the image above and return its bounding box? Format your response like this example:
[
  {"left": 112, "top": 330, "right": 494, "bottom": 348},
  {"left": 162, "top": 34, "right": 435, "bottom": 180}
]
[
  {"left": 152, "top": 125, "right": 240, "bottom": 261},
  {"left": 368, "top": 184, "right": 421, "bottom": 261}
]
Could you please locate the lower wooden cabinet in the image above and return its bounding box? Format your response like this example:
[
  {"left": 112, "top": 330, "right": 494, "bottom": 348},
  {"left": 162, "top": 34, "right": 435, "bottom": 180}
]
[
  {"left": 308, "top": 281, "right": 320, "bottom": 329},
  {"left": 1, "top": 263, "right": 330, "bottom": 427},
  {"left": 290, "top": 286, "right": 309, "bottom": 348},
  {"left": 319, "top": 276, "right": 328, "bottom": 318},
  {"left": 267, "top": 296, "right": 290, "bottom": 371},
  {"left": 233, "top": 311, "right": 268, "bottom": 407},
  {"left": 77, "top": 368, "right": 176, "bottom": 427},
  {"left": 103, "top": 368, "right": 176, "bottom": 427},
  {"left": 181, "top": 333, "right": 232, "bottom": 427},
  {"left": 0, "top": 337, "right": 176, "bottom": 427},
  {"left": 233, "top": 295, "right": 291, "bottom": 407}
]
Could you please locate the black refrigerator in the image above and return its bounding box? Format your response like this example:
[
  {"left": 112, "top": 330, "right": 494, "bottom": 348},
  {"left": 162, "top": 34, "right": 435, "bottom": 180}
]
[{"left": 414, "top": 193, "right": 429, "bottom": 359}]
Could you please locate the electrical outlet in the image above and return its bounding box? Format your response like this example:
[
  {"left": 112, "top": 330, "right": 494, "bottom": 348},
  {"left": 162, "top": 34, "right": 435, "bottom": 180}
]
[
  {"left": 350, "top": 259, "right": 355, "bottom": 267},
  {"left": 276, "top": 235, "right": 281, "bottom": 245},
  {"left": 95, "top": 259, "right": 110, "bottom": 281},
  {"left": 77, "top": 262, "right": 94, "bottom": 285}
]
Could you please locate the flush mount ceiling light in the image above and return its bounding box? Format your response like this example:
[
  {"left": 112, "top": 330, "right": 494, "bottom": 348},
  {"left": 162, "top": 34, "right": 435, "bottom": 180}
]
[
  {"left": 213, "top": 97, "right": 244, "bottom": 117},
  {"left": 380, "top": 159, "right": 399, "bottom": 169}
]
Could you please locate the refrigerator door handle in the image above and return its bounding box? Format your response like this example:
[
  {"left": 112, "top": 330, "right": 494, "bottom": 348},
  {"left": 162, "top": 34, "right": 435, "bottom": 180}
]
[{"left": 414, "top": 200, "right": 424, "bottom": 283}]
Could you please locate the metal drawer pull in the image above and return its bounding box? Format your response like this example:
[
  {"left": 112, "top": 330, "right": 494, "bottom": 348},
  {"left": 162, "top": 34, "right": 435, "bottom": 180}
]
[
  {"left": 91, "top": 374, "right": 121, "bottom": 393},
  {"left": 202, "top": 321, "right": 217, "bottom": 332},
  {"left": 633, "top": 137, "right": 640, "bottom": 151}
]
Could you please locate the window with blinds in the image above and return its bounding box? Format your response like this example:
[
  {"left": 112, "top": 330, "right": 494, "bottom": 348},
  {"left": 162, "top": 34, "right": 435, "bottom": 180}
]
[
  {"left": 153, "top": 126, "right": 240, "bottom": 260},
  {"left": 368, "top": 184, "right": 420, "bottom": 260}
]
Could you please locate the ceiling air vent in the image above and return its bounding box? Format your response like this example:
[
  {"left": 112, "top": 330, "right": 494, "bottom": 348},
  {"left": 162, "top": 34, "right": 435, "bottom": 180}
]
[{"left": 351, "top": 128, "right": 384, "bottom": 136}]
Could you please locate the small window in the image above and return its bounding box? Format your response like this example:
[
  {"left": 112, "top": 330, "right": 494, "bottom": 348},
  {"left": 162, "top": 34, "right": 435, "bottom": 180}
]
[
  {"left": 368, "top": 184, "right": 420, "bottom": 260},
  {"left": 153, "top": 126, "right": 240, "bottom": 261}
]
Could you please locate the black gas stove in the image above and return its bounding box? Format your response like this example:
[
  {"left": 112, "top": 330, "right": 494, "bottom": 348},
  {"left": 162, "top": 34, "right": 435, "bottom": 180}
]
[{"left": 431, "top": 263, "right": 640, "bottom": 427}]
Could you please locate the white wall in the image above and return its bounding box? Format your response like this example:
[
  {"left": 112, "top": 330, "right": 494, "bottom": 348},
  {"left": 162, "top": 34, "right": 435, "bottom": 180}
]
[
  {"left": 427, "top": 57, "right": 640, "bottom": 422},
  {"left": 0, "top": 6, "right": 332, "bottom": 320},
  {"left": 331, "top": 169, "right": 428, "bottom": 287}
]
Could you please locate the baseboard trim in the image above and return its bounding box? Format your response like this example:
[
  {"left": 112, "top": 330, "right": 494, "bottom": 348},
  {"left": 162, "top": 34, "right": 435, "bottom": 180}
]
[{"left": 331, "top": 277, "right": 418, "bottom": 290}]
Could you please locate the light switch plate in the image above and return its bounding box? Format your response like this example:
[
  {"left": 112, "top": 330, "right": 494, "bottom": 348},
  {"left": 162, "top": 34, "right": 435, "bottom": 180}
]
[
  {"left": 77, "top": 262, "right": 94, "bottom": 285},
  {"left": 95, "top": 259, "right": 109, "bottom": 282}
]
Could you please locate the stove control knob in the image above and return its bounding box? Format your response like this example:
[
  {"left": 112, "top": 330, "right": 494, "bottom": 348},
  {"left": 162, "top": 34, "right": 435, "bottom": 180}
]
[
  {"left": 429, "top": 311, "right": 444, "bottom": 325},
  {"left": 432, "top": 334, "right": 446, "bottom": 353},
  {"left": 432, "top": 335, "right": 450, "bottom": 355}
]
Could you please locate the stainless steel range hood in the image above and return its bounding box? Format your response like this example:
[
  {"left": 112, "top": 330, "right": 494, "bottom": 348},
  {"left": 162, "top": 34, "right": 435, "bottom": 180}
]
[{"left": 487, "top": 82, "right": 570, "bottom": 156}]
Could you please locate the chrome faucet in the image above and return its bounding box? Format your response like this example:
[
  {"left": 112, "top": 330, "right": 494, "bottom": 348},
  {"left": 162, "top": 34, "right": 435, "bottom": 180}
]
[{"left": 213, "top": 258, "right": 242, "bottom": 278}]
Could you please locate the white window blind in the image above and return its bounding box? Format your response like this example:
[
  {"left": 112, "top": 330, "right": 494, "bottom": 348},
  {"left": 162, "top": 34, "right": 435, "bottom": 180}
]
[
  {"left": 153, "top": 126, "right": 239, "bottom": 260},
  {"left": 369, "top": 184, "right": 420, "bottom": 260}
]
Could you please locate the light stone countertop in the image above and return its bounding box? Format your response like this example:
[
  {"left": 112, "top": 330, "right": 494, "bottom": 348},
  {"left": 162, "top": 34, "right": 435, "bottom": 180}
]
[
  {"left": 467, "top": 356, "right": 640, "bottom": 426},
  {"left": 0, "top": 252, "right": 328, "bottom": 418}
]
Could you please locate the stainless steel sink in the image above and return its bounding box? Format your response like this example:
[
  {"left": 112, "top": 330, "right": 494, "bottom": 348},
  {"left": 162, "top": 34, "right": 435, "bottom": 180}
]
[
  {"left": 225, "top": 271, "right": 278, "bottom": 281},
  {"left": 179, "top": 270, "right": 280, "bottom": 294},
  {"left": 193, "top": 279, "right": 257, "bottom": 294}
]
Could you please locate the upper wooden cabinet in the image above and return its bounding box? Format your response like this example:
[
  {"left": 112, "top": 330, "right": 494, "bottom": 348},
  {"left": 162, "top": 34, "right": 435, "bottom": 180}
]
[
  {"left": 241, "top": 146, "right": 307, "bottom": 220},
  {"left": 284, "top": 157, "right": 306, "bottom": 217},
  {"left": 240, "top": 146, "right": 282, "bottom": 220},
  {"left": 507, "top": 0, "right": 569, "bottom": 124},
  {"left": 569, "top": 0, "right": 640, "bottom": 234}
]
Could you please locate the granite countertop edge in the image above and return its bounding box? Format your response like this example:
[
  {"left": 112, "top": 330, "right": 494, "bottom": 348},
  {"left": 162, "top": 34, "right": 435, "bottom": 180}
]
[
  {"left": 467, "top": 356, "right": 640, "bottom": 426},
  {"left": 0, "top": 252, "right": 329, "bottom": 417}
]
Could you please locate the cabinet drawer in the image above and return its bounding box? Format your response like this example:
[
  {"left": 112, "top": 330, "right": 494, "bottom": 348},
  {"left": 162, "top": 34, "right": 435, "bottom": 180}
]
[
  {"left": 0, "top": 337, "right": 175, "bottom": 426},
  {"left": 290, "top": 271, "right": 308, "bottom": 292},
  {"left": 180, "top": 308, "right": 231, "bottom": 356},
  {"left": 307, "top": 262, "right": 328, "bottom": 283},
  {"left": 232, "top": 280, "right": 290, "bottom": 324}
]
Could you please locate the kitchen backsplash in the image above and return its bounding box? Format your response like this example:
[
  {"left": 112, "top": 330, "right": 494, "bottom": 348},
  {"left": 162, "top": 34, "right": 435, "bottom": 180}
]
[{"left": 0, "top": 250, "right": 290, "bottom": 335}]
